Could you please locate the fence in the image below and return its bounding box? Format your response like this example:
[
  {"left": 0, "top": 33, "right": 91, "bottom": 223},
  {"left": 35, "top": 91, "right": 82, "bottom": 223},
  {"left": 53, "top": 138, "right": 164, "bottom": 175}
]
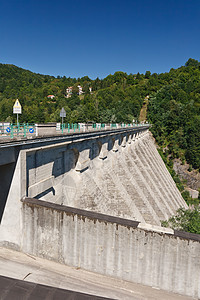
[
  {"left": 0, "top": 122, "right": 148, "bottom": 138},
  {"left": 56, "top": 123, "right": 143, "bottom": 133},
  {"left": 0, "top": 123, "right": 36, "bottom": 138}
]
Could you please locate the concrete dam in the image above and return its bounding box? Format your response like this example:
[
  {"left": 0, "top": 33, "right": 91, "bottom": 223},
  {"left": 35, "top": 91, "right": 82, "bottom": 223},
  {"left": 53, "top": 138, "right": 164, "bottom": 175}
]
[{"left": 0, "top": 125, "right": 200, "bottom": 299}]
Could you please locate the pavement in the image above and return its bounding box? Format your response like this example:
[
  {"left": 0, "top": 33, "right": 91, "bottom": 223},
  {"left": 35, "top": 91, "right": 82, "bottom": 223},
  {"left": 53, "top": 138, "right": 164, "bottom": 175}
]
[{"left": 0, "top": 247, "right": 195, "bottom": 300}]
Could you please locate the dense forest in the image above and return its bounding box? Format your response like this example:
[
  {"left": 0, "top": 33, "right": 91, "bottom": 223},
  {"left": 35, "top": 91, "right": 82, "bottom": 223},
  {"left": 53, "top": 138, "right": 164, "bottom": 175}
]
[{"left": 0, "top": 58, "right": 199, "bottom": 171}]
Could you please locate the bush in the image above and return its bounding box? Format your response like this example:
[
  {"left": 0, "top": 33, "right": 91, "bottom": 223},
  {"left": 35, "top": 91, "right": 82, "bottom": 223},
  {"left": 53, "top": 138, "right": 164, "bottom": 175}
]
[{"left": 161, "top": 207, "right": 200, "bottom": 234}]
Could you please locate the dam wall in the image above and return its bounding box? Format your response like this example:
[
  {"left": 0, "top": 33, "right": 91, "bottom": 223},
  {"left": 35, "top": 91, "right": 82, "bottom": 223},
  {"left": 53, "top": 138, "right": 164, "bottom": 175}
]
[
  {"left": 0, "top": 127, "right": 195, "bottom": 298},
  {"left": 22, "top": 129, "right": 186, "bottom": 224},
  {"left": 0, "top": 128, "right": 187, "bottom": 249},
  {"left": 21, "top": 197, "right": 200, "bottom": 299}
]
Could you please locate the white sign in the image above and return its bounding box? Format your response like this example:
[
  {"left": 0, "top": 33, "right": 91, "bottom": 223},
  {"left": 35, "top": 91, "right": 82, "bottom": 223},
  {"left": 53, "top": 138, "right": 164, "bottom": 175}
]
[
  {"left": 60, "top": 107, "right": 66, "bottom": 118},
  {"left": 13, "top": 99, "right": 22, "bottom": 114}
]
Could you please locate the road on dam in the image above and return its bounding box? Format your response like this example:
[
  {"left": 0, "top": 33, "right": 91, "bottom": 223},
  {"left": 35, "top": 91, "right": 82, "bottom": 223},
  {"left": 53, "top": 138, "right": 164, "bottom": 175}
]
[{"left": 0, "top": 247, "right": 194, "bottom": 300}]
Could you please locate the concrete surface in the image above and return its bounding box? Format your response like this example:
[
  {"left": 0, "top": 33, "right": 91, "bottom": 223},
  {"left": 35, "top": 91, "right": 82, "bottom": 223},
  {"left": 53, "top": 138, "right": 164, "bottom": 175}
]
[
  {"left": 23, "top": 130, "right": 187, "bottom": 224},
  {"left": 21, "top": 198, "right": 200, "bottom": 299},
  {"left": 0, "top": 128, "right": 193, "bottom": 299},
  {"left": 0, "top": 247, "right": 194, "bottom": 300}
]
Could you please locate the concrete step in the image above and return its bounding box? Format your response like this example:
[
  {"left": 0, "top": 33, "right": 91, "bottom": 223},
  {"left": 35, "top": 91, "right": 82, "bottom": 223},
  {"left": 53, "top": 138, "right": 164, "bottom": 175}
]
[
  {"left": 137, "top": 140, "right": 179, "bottom": 212},
  {"left": 141, "top": 137, "right": 187, "bottom": 209},
  {"left": 124, "top": 151, "right": 168, "bottom": 221},
  {"left": 114, "top": 157, "right": 159, "bottom": 225},
  {"left": 132, "top": 145, "right": 176, "bottom": 215}
]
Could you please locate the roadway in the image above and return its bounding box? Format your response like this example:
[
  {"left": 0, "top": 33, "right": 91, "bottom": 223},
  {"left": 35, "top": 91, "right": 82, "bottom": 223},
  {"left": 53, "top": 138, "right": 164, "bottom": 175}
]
[
  {"left": 0, "top": 247, "right": 193, "bottom": 300},
  {"left": 0, "top": 125, "right": 149, "bottom": 150}
]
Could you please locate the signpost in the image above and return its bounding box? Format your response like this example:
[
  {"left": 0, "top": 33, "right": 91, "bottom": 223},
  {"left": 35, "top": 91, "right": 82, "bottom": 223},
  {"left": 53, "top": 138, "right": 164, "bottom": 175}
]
[
  {"left": 60, "top": 107, "right": 66, "bottom": 133},
  {"left": 13, "top": 99, "right": 22, "bottom": 124}
]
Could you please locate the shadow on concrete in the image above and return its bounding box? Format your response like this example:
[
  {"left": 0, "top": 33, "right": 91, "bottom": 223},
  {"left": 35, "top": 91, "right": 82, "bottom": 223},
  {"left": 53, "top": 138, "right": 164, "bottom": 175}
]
[
  {"left": 0, "top": 275, "right": 112, "bottom": 300},
  {"left": 35, "top": 187, "right": 55, "bottom": 200},
  {"left": 0, "top": 162, "right": 16, "bottom": 223}
]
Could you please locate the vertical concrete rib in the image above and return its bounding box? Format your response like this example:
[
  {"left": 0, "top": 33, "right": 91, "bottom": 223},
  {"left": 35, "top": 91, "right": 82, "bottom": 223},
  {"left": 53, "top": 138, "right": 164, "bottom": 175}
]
[
  {"left": 113, "top": 150, "right": 160, "bottom": 225},
  {"left": 126, "top": 143, "right": 173, "bottom": 219},
  {"left": 68, "top": 131, "right": 187, "bottom": 225},
  {"left": 133, "top": 141, "right": 178, "bottom": 213},
  {"left": 141, "top": 136, "right": 187, "bottom": 209},
  {"left": 138, "top": 139, "right": 182, "bottom": 212}
]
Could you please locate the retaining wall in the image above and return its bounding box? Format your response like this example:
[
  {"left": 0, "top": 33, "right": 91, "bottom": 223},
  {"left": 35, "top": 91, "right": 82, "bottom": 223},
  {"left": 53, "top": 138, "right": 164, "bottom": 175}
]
[{"left": 22, "top": 198, "right": 200, "bottom": 299}]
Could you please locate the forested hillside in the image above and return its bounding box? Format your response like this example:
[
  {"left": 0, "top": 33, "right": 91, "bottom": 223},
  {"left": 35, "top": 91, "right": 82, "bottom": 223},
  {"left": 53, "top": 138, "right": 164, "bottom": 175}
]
[
  {"left": 0, "top": 64, "right": 145, "bottom": 124},
  {"left": 147, "top": 58, "right": 200, "bottom": 170},
  {"left": 0, "top": 59, "right": 199, "bottom": 171}
]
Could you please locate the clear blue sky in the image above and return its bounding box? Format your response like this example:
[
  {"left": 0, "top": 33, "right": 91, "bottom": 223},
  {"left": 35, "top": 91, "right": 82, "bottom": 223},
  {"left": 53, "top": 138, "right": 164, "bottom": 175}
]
[{"left": 0, "top": 0, "right": 199, "bottom": 79}]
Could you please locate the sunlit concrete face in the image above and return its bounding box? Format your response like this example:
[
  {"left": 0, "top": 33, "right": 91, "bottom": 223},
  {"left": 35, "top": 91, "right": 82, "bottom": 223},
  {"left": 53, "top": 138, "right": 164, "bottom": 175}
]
[
  {"left": 0, "top": 127, "right": 193, "bottom": 298},
  {"left": 21, "top": 198, "right": 200, "bottom": 299},
  {"left": 22, "top": 129, "right": 186, "bottom": 223},
  {"left": 0, "top": 128, "right": 187, "bottom": 251}
]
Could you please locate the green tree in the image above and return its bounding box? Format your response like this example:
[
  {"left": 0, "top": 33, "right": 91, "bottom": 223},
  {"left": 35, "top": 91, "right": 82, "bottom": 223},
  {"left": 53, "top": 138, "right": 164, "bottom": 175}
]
[
  {"left": 145, "top": 71, "right": 151, "bottom": 79},
  {"left": 161, "top": 207, "right": 200, "bottom": 234},
  {"left": 185, "top": 58, "right": 200, "bottom": 67}
]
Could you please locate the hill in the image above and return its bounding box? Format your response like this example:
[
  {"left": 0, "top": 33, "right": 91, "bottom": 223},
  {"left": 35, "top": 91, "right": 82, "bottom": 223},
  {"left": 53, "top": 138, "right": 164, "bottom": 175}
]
[{"left": 0, "top": 59, "right": 199, "bottom": 173}]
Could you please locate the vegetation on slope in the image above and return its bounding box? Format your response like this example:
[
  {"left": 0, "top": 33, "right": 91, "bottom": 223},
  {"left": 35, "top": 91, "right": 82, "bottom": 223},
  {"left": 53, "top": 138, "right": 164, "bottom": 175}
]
[
  {"left": 161, "top": 206, "right": 200, "bottom": 234},
  {"left": 1, "top": 59, "right": 200, "bottom": 232},
  {"left": 0, "top": 58, "right": 199, "bottom": 173},
  {"left": 0, "top": 66, "right": 145, "bottom": 124},
  {"left": 147, "top": 59, "right": 200, "bottom": 170}
]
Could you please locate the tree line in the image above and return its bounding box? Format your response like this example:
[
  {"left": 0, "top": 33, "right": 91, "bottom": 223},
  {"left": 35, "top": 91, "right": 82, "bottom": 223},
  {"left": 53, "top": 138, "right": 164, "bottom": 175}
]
[{"left": 0, "top": 58, "right": 199, "bottom": 170}]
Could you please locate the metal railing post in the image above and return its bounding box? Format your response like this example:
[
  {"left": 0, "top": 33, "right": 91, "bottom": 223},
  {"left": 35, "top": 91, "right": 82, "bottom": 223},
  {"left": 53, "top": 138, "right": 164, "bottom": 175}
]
[
  {"left": 23, "top": 123, "right": 26, "bottom": 137},
  {"left": 11, "top": 124, "right": 14, "bottom": 139}
]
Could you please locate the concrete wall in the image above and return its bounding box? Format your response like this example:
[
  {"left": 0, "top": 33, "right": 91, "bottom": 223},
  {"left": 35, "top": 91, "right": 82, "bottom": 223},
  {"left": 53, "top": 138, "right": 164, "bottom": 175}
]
[
  {"left": 0, "top": 127, "right": 147, "bottom": 248},
  {"left": 23, "top": 129, "right": 187, "bottom": 225},
  {"left": 21, "top": 198, "right": 200, "bottom": 299},
  {"left": 35, "top": 123, "right": 57, "bottom": 136},
  {"left": 0, "top": 127, "right": 187, "bottom": 249}
]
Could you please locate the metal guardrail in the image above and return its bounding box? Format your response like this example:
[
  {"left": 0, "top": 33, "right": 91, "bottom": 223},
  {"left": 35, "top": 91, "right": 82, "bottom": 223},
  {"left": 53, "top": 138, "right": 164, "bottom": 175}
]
[
  {"left": 0, "top": 123, "right": 36, "bottom": 138},
  {"left": 0, "top": 122, "right": 148, "bottom": 139},
  {"left": 56, "top": 123, "right": 146, "bottom": 134}
]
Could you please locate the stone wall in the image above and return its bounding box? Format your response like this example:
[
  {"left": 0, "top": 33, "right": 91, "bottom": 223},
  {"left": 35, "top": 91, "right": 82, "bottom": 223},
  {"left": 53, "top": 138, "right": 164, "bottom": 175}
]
[{"left": 21, "top": 198, "right": 200, "bottom": 299}]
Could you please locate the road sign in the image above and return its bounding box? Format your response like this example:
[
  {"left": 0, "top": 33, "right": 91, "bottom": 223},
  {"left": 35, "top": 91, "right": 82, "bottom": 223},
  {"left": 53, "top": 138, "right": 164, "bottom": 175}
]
[
  {"left": 60, "top": 107, "right": 66, "bottom": 118},
  {"left": 60, "top": 107, "right": 66, "bottom": 133},
  {"left": 29, "top": 128, "right": 34, "bottom": 133},
  {"left": 13, "top": 99, "right": 22, "bottom": 114}
]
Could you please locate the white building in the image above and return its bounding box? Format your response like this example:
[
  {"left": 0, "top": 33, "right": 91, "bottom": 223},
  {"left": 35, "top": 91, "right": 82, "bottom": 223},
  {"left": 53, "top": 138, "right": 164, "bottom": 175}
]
[
  {"left": 78, "top": 85, "right": 84, "bottom": 95},
  {"left": 47, "top": 95, "right": 55, "bottom": 99},
  {"left": 66, "top": 87, "right": 73, "bottom": 98}
]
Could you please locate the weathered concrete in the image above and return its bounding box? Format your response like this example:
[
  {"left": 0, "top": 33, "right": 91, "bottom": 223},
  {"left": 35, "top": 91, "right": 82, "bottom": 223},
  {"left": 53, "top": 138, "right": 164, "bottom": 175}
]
[
  {"left": 22, "top": 130, "right": 187, "bottom": 224},
  {"left": 0, "top": 128, "right": 187, "bottom": 249},
  {"left": 0, "top": 147, "right": 16, "bottom": 166},
  {"left": 0, "top": 247, "right": 193, "bottom": 300},
  {"left": 35, "top": 123, "right": 57, "bottom": 136},
  {"left": 21, "top": 198, "right": 200, "bottom": 299},
  {"left": 0, "top": 126, "right": 195, "bottom": 298}
]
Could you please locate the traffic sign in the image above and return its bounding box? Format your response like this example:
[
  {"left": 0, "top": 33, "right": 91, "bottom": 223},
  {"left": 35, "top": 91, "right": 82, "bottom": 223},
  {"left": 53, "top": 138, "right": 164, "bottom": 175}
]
[
  {"left": 13, "top": 99, "right": 22, "bottom": 114},
  {"left": 60, "top": 107, "right": 66, "bottom": 118},
  {"left": 29, "top": 128, "right": 34, "bottom": 133}
]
